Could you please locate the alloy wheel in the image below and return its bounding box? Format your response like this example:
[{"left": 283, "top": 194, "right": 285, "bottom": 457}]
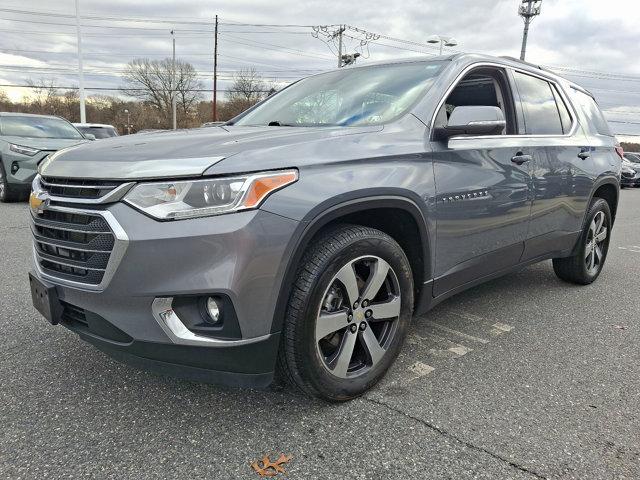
[
  {"left": 585, "top": 211, "right": 607, "bottom": 276},
  {"left": 315, "top": 255, "right": 401, "bottom": 379}
]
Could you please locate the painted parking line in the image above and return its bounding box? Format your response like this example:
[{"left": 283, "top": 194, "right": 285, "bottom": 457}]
[
  {"left": 408, "top": 332, "right": 473, "bottom": 357},
  {"left": 408, "top": 361, "right": 435, "bottom": 378},
  {"left": 618, "top": 246, "right": 640, "bottom": 253},
  {"left": 424, "top": 321, "right": 490, "bottom": 344},
  {"left": 490, "top": 322, "right": 514, "bottom": 336},
  {"left": 450, "top": 311, "right": 489, "bottom": 323},
  {"left": 448, "top": 345, "right": 473, "bottom": 356}
]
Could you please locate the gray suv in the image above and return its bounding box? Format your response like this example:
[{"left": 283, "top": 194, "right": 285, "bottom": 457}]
[
  {"left": 28, "top": 54, "right": 621, "bottom": 401},
  {"left": 0, "top": 113, "right": 88, "bottom": 202}
]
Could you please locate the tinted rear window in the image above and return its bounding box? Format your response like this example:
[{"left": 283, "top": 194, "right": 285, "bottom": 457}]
[
  {"left": 77, "top": 126, "right": 118, "bottom": 139},
  {"left": 513, "top": 72, "right": 564, "bottom": 135},
  {"left": 571, "top": 89, "right": 613, "bottom": 136}
]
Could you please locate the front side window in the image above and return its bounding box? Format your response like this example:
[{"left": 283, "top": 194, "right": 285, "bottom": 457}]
[
  {"left": 234, "top": 61, "right": 445, "bottom": 127},
  {"left": 513, "top": 72, "right": 564, "bottom": 135},
  {"left": 434, "top": 67, "right": 515, "bottom": 135},
  {"left": 0, "top": 116, "right": 84, "bottom": 139}
]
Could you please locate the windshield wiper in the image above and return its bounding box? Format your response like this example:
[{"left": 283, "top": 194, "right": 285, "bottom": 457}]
[{"left": 267, "top": 121, "right": 295, "bottom": 126}]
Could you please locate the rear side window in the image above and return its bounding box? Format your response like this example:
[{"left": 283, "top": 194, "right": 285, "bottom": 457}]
[
  {"left": 513, "top": 71, "right": 564, "bottom": 135},
  {"left": 571, "top": 89, "right": 613, "bottom": 136}
]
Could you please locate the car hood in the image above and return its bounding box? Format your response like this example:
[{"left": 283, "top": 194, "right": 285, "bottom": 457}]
[
  {"left": 2, "top": 136, "right": 88, "bottom": 151},
  {"left": 39, "top": 125, "right": 381, "bottom": 180}
]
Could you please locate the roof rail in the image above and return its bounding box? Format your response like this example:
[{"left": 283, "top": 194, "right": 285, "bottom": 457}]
[{"left": 499, "top": 56, "right": 548, "bottom": 72}]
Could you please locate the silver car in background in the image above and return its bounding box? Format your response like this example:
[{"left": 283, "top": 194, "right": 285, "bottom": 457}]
[{"left": 73, "top": 123, "right": 119, "bottom": 140}]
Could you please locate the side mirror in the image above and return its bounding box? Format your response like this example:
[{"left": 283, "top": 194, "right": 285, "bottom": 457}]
[
  {"left": 434, "top": 106, "right": 506, "bottom": 141},
  {"left": 83, "top": 133, "right": 96, "bottom": 141}
]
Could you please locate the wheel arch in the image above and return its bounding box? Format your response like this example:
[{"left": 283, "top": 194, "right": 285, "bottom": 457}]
[
  {"left": 589, "top": 176, "right": 619, "bottom": 225},
  {"left": 269, "top": 194, "right": 432, "bottom": 334}
]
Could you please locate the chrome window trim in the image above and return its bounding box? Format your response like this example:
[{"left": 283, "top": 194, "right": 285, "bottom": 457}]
[
  {"left": 151, "top": 297, "right": 270, "bottom": 347},
  {"left": 32, "top": 205, "right": 128, "bottom": 292},
  {"left": 429, "top": 61, "right": 580, "bottom": 142}
]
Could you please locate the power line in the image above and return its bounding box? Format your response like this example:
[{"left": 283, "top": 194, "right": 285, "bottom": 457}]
[{"left": 0, "top": 83, "right": 274, "bottom": 93}]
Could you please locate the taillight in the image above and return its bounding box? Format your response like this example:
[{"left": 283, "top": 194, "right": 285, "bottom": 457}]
[{"left": 615, "top": 146, "right": 624, "bottom": 159}]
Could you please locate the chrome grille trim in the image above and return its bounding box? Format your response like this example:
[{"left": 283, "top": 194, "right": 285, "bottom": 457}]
[
  {"left": 40, "top": 179, "right": 122, "bottom": 190},
  {"left": 40, "top": 179, "right": 135, "bottom": 204},
  {"left": 32, "top": 205, "right": 128, "bottom": 291}
]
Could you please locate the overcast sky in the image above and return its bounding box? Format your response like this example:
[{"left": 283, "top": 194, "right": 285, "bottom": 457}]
[{"left": 1, "top": 0, "right": 639, "bottom": 137}]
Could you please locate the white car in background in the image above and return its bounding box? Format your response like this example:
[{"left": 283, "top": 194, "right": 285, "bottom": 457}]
[{"left": 72, "top": 123, "right": 119, "bottom": 139}]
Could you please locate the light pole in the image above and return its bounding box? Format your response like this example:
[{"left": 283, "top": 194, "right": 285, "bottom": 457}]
[
  {"left": 124, "top": 109, "right": 130, "bottom": 135},
  {"left": 171, "top": 30, "right": 177, "bottom": 130},
  {"left": 74, "top": 0, "right": 86, "bottom": 123},
  {"left": 519, "top": 0, "right": 542, "bottom": 61},
  {"left": 426, "top": 35, "right": 458, "bottom": 55}
]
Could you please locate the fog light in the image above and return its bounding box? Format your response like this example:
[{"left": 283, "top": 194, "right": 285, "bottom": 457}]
[
  {"left": 205, "top": 297, "right": 221, "bottom": 324},
  {"left": 11, "top": 162, "right": 19, "bottom": 174}
]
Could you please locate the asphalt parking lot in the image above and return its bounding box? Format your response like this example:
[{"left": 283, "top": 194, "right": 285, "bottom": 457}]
[{"left": 1, "top": 190, "right": 639, "bottom": 479}]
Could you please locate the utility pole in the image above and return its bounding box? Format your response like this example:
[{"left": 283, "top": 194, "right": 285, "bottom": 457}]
[
  {"left": 311, "top": 25, "right": 369, "bottom": 68},
  {"left": 171, "top": 30, "right": 177, "bottom": 130},
  {"left": 124, "top": 109, "right": 130, "bottom": 135},
  {"left": 334, "top": 25, "right": 346, "bottom": 68},
  {"left": 519, "top": 0, "right": 542, "bottom": 61},
  {"left": 75, "top": 0, "right": 86, "bottom": 123},
  {"left": 213, "top": 14, "right": 218, "bottom": 121}
]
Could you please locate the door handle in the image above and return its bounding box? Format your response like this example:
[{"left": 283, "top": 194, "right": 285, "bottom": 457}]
[
  {"left": 511, "top": 153, "right": 532, "bottom": 165},
  {"left": 578, "top": 151, "right": 590, "bottom": 160}
]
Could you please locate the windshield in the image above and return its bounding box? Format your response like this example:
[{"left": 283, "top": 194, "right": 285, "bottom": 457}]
[
  {"left": 234, "top": 61, "right": 445, "bottom": 127},
  {"left": 77, "top": 126, "right": 118, "bottom": 139},
  {"left": 0, "top": 116, "right": 84, "bottom": 139}
]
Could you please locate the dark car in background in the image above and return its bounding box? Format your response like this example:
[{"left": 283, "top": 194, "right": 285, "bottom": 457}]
[
  {"left": 73, "top": 123, "right": 119, "bottom": 140},
  {"left": 621, "top": 157, "right": 640, "bottom": 187},
  {"left": 0, "top": 113, "right": 88, "bottom": 202},
  {"left": 29, "top": 54, "right": 620, "bottom": 401},
  {"left": 624, "top": 152, "right": 640, "bottom": 163}
]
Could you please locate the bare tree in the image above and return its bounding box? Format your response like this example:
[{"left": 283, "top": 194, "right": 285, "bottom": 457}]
[
  {"left": 121, "top": 58, "right": 203, "bottom": 127},
  {"left": 228, "top": 68, "right": 266, "bottom": 103},
  {"left": 25, "top": 78, "right": 60, "bottom": 114}
]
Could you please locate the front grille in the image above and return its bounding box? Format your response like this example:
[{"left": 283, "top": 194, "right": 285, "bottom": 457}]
[
  {"left": 40, "top": 176, "right": 123, "bottom": 199},
  {"left": 60, "top": 301, "right": 133, "bottom": 343},
  {"left": 32, "top": 209, "right": 115, "bottom": 285},
  {"left": 61, "top": 301, "right": 88, "bottom": 326}
]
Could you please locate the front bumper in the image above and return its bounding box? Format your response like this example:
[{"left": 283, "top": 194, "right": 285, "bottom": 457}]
[
  {"left": 31, "top": 202, "right": 299, "bottom": 386},
  {"left": 4, "top": 150, "right": 51, "bottom": 187}
]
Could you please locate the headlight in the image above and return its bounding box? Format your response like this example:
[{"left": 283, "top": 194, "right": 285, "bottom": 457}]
[
  {"left": 124, "top": 169, "right": 298, "bottom": 220},
  {"left": 9, "top": 143, "right": 40, "bottom": 156}
]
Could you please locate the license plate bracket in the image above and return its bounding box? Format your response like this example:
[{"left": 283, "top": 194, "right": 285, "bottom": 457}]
[{"left": 29, "top": 273, "right": 62, "bottom": 325}]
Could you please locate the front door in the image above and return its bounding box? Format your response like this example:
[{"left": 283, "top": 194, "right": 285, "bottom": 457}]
[
  {"left": 430, "top": 66, "right": 533, "bottom": 297},
  {"left": 432, "top": 138, "right": 532, "bottom": 296}
]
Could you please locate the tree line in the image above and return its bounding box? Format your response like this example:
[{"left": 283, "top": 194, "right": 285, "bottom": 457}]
[{"left": 0, "top": 59, "right": 279, "bottom": 134}]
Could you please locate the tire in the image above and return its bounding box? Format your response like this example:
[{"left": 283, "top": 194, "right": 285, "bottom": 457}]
[
  {"left": 553, "top": 198, "right": 612, "bottom": 285},
  {"left": 0, "top": 163, "right": 20, "bottom": 203},
  {"left": 277, "top": 224, "right": 414, "bottom": 401}
]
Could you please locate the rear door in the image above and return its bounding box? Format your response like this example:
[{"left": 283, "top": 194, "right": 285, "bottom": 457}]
[
  {"left": 511, "top": 71, "right": 594, "bottom": 261},
  {"left": 431, "top": 66, "right": 533, "bottom": 296}
]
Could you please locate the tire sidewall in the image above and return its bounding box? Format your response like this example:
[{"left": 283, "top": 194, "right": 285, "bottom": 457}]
[
  {"left": 577, "top": 198, "right": 612, "bottom": 281},
  {"left": 0, "top": 162, "right": 8, "bottom": 202},
  {"left": 298, "top": 234, "right": 414, "bottom": 401}
]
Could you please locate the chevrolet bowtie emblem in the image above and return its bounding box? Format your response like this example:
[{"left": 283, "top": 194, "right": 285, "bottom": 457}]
[{"left": 29, "top": 191, "right": 49, "bottom": 215}]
